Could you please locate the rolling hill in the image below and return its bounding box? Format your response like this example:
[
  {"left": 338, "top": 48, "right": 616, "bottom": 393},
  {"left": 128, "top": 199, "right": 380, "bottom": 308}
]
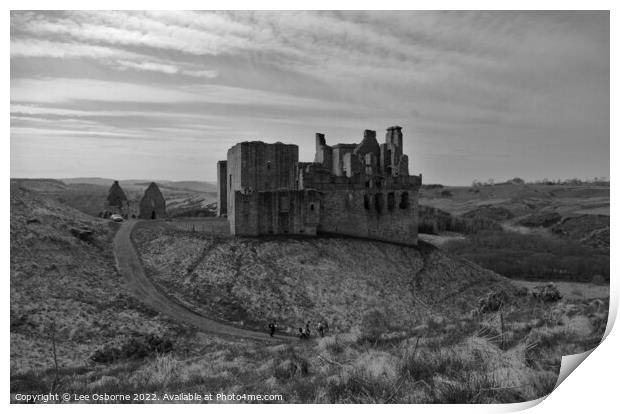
[
  {"left": 10, "top": 180, "right": 608, "bottom": 403},
  {"left": 11, "top": 178, "right": 218, "bottom": 217}
]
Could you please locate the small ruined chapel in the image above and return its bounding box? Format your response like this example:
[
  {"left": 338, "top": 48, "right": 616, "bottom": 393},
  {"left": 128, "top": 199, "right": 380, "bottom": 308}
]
[
  {"left": 138, "top": 182, "right": 166, "bottom": 220},
  {"left": 102, "top": 180, "right": 132, "bottom": 218},
  {"left": 102, "top": 180, "right": 166, "bottom": 220}
]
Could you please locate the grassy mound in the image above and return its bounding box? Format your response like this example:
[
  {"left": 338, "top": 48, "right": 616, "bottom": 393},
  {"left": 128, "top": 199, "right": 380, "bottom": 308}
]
[{"left": 133, "top": 226, "right": 515, "bottom": 334}]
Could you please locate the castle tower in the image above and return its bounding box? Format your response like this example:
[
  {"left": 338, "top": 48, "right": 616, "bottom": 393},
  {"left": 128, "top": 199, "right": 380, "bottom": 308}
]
[
  {"left": 217, "top": 160, "right": 228, "bottom": 217},
  {"left": 314, "top": 133, "right": 333, "bottom": 170},
  {"left": 381, "top": 126, "right": 407, "bottom": 177}
]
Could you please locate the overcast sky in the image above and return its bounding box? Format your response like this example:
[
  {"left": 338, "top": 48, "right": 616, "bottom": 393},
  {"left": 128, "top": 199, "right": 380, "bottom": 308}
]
[{"left": 10, "top": 11, "right": 609, "bottom": 185}]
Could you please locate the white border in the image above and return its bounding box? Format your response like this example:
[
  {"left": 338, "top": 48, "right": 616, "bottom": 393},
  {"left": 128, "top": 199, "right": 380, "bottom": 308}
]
[{"left": 4, "top": 2, "right": 617, "bottom": 412}]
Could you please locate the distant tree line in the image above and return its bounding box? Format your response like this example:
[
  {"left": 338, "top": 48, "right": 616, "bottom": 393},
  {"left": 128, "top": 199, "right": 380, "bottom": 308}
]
[
  {"left": 443, "top": 230, "right": 609, "bottom": 284},
  {"left": 418, "top": 205, "right": 501, "bottom": 235},
  {"left": 471, "top": 177, "right": 609, "bottom": 188}
]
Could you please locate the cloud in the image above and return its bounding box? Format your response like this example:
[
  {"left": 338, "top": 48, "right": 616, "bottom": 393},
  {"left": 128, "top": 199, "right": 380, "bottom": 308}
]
[
  {"left": 10, "top": 77, "right": 349, "bottom": 109},
  {"left": 12, "top": 11, "right": 254, "bottom": 56},
  {"left": 11, "top": 38, "right": 219, "bottom": 79},
  {"left": 116, "top": 60, "right": 179, "bottom": 74},
  {"left": 116, "top": 61, "right": 219, "bottom": 79},
  {"left": 11, "top": 38, "right": 139, "bottom": 59},
  {"left": 9, "top": 11, "right": 609, "bottom": 183},
  {"left": 182, "top": 69, "right": 218, "bottom": 79}
]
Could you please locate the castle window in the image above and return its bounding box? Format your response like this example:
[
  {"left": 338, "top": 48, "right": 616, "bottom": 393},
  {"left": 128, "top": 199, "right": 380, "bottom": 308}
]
[
  {"left": 229, "top": 174, "right": 232, "bottom": 189},
  {"left": 375, "top": 193, "right": 384, "bottom": 213},
  {"left": 364, "top": 194, "right": 370, "bottom": 210},
  {"left": 310, "top": 203, "right": 315, "bottom": 211},
  {"left": 399, "top": 192, "right": 410, "bottom": 209},
  {"left": 365, "top": 180, "right": 370, "bottom": 188},
  {"left": 267, "top": 161, "right": 271, "bottom": 170},
  {"left": 387, "top": 192, "right": 395, "bottom": 211}
]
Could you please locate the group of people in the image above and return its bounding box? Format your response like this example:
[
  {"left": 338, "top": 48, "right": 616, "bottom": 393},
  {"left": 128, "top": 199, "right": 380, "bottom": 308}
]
[
  {"left": 267, "top": 320, "right": 328, "bottom": 339},
  {"left": 298, "top": 320, "right": 328, "bottom": 340}
]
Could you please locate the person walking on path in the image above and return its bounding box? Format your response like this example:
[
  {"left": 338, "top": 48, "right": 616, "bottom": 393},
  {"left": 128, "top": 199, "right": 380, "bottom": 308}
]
[{"left": 268, "top": 321, "right": 277, "bottom": 337}]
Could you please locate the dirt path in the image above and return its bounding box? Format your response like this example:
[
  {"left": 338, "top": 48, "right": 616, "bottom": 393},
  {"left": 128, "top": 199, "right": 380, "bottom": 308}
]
[{"left": 113, "top": 219, "right": 292, "bottom": 342}]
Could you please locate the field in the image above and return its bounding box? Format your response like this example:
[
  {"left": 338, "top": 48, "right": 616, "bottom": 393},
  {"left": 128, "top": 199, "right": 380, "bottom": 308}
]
[
  {"left": 12, "top": 178, "right": 218, "bottom": 217},
  {"left": 420, "top": 182, "right": 609, "bottom": 218},
  {"left": 419, "top": 182, "right": 610, "bottom": 285},
  {"left": 9, "top": 179, "right": 610, "bottom": 403}
]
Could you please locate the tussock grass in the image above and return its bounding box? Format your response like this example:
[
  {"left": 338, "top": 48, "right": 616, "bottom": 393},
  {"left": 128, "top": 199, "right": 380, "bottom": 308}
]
[{"left": 13, "top": 294, "right": 604, "bottom": 404}]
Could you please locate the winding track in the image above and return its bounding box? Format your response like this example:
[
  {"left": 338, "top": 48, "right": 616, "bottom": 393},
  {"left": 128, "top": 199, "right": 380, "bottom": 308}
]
[{"left": 112, "top": 219, "right": 291, "bottom": 342}]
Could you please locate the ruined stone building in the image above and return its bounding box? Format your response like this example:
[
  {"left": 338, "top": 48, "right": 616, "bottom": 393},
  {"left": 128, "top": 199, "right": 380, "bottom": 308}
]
[
  {"left": 138, "top": 182, "right": 166, "bottom": 219},
  {"left": 103, "top": 180, "right": 135, "bottom": 218},
  {"left": 216, "top": 126, "right": 422, "bottom": 245}
]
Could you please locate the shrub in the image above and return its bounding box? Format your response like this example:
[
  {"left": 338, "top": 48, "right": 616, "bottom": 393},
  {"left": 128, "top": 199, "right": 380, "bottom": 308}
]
[
  {"left": 359, "top": 309, "right": 390, "bottom": 344},
  {"left": 532, "top": 284, "right": 562, "bottom": 302},
  {"left": 478, "top": 291, "right": 509, "bottom": 313},
  {"left": 318, "top": 336, "right": 345, "bottom": 354},
  {"left": 443, "top": 230, "right": 609, "bottom": 282},
  {"left": 90, "top": 335, "right": 173, "bottom": 364},
  {"left": 10, "top": 372, "right": 49, "bottom": 394}
]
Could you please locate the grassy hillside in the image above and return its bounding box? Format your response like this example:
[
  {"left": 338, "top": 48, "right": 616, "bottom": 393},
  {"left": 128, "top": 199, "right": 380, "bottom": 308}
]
[
  {"left": 11, "top": 185, "right": 608, "bottom": 403},
  {"left": 10, "top": 184, "right": 196, "bottom": 385},
  {"left": 133, "top": 226, "right": 515, "bottom": 333},
  {"left": 11, "top": 178, "right": 217, "bottom": 217},
  {"left": 419, "top": 183, "right": 610, "bottom": 284},
  {"left": 420, "top": 183, "right": 609, "bottom": 218},
  {"left": 123, "top": 224, "right": 607, "bottom": 403}
]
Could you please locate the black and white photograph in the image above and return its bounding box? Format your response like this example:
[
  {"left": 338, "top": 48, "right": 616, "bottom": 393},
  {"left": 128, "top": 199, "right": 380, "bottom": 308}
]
[{"left": 9, "top": 7, "right": 612, "bottom": 405}]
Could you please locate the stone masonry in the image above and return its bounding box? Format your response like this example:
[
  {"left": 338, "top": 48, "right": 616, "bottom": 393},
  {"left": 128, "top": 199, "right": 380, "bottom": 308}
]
[{"left": 217, "top": 126, "right": 422, "bottom": 245}]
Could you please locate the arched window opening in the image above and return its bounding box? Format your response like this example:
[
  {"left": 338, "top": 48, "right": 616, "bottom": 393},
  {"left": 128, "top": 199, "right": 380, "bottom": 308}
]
[
  {"left": 399, "top": 192, "right": 410, "bottom": 209},
  {"left": 387, "top": 192, "right": 395, "bottom": 211},
  {"left": 375, "top": 193, "right": 384, "bottom": 213},
  {"left": 364, "top": 194, "right": 370, "bottom": 210}
]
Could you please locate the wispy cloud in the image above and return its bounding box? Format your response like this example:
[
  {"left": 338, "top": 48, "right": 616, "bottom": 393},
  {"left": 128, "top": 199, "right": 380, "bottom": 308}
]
[
  {"left": 10, "top": 77, "right": 346, "bottom": 109},
  {"left": 116, "top": 60, "right": 179, "bottom": 74},
  {"left": 10, "top": 11, "right": 609, "bottom": 183},
  {"left": 11, "top": 11, "right": 254, "bottom": 56},
  {"left": 11, "top": 38, "right": 139, "bottom": 59}
]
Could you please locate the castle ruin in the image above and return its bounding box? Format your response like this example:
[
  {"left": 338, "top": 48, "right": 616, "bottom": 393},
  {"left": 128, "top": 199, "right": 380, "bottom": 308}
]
[{"left": 216, "top": 126, "right": 422, "bottom": 245}]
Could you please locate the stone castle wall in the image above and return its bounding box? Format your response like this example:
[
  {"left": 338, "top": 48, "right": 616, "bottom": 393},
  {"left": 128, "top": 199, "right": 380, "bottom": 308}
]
[
  {"left": 226, "top": 141, "right": 299, "bottom": 235},
  {"left": 218, "top": 126, "right": 421, "bottom": 245},
  {"left": 318, "top": 188, "right": 419, "bottom": 245},
  {"left": 232, "top": 189, "right": 321, "bottom": 236}
]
